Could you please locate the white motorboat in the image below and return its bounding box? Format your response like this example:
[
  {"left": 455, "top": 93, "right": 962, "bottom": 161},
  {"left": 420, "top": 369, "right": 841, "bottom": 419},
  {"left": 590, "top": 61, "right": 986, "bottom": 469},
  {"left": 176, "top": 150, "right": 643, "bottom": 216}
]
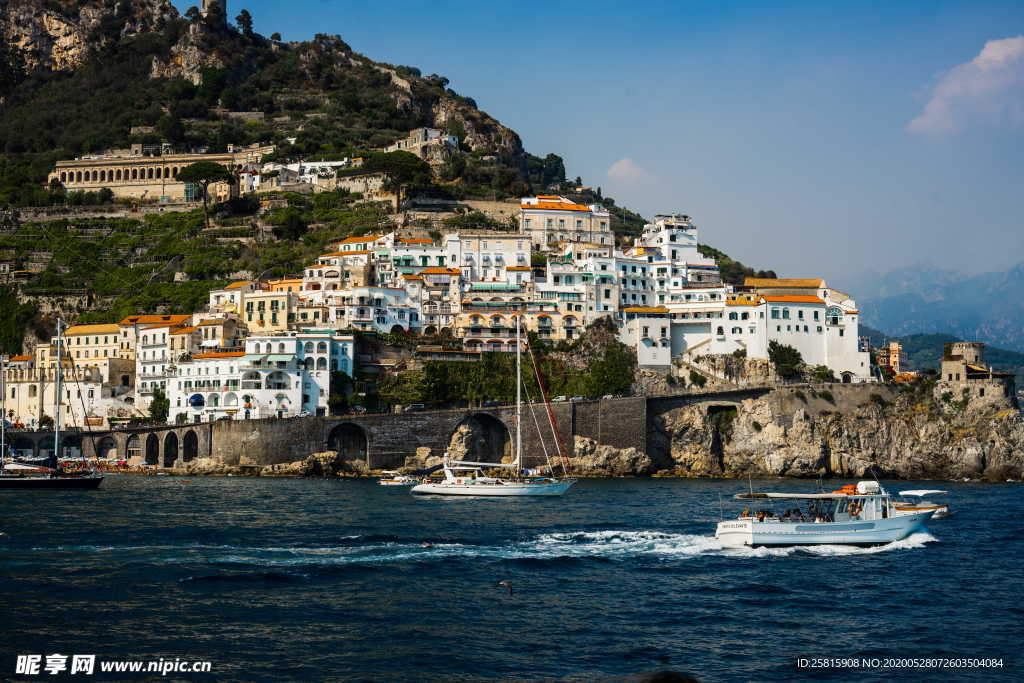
[
  {"left": 378, "top": 471, "right": 418, "bottom": 486},
  {"left": 891, "top": 490, "right": 950, "bottom": 519},
  {"left": 716, "top": 481, "right": 933, "bottom": 548},
  {"left": 411, "top": 315, "right": 575, "bottom": 497}
]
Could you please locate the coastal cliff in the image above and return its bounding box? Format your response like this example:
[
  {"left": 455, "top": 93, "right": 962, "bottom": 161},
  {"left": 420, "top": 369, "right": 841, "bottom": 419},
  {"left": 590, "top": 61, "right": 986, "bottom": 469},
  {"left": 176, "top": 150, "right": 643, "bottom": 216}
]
[{"left": 635, "top": 383, "right": 1024, "bottom": 481}]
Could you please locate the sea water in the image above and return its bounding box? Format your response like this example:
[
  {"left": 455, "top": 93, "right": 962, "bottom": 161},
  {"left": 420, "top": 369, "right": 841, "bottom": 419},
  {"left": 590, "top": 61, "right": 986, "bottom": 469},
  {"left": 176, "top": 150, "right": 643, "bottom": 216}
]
[{"left": 0, "top": 477, "right": 1020, "bottom": 681}]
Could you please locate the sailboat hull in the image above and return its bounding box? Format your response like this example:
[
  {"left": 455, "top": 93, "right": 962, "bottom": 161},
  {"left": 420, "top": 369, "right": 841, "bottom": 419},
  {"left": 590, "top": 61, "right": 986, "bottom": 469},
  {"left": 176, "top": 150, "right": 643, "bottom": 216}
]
[
  {"left": 411, "top": 479, "right": 575, "bottom": 496},
  {"left": 0, "top": 474, "right": 104, "bottom": 489}
]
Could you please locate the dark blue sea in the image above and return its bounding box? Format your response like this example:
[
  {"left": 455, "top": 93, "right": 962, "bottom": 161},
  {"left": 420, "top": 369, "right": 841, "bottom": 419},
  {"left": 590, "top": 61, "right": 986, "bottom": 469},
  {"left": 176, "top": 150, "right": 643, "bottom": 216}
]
[{"left": 1, "top": 476, "right": 1021, "bottom": 681}]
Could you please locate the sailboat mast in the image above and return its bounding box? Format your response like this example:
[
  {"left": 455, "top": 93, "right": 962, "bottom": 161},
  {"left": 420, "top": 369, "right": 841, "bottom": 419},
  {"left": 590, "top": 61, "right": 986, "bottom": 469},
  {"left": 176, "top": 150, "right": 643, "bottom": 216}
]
[
  {"left": 54, "top": 318, "right": 62, "bottom": 465},
  {"left": 515, "top": 312, "right": 522, "bottom": 472},
  {"left": 1, "top": 353, "right": 6, "bottom": 463}
]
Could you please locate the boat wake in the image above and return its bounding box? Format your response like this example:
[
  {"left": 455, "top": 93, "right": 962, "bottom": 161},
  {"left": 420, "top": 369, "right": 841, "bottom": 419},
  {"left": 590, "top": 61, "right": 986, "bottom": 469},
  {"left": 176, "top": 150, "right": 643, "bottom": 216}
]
[{"left": 23, "top": 530, "right": 938, "bottom": 569}]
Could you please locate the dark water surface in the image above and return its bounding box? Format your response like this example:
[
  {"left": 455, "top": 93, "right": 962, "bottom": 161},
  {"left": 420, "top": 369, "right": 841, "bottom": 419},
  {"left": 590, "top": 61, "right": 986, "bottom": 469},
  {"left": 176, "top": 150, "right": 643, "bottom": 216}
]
[{"left": 1, "top": 476, "right": 1021, "bottom": 681}]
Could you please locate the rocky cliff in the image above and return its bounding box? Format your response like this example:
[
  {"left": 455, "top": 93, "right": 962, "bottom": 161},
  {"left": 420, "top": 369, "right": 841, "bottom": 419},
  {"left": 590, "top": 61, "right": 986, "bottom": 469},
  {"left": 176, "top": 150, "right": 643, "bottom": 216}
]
[
  {"left": 582, "top": 383, "right": 1024, "bottom": 481},
  {"left": 2, "top": 0, "right": 176, "bottom": 73}
]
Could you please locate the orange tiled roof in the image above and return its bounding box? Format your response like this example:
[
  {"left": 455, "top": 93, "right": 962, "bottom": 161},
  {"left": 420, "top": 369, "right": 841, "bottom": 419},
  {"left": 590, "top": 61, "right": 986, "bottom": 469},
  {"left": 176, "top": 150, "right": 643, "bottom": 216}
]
[
  {"left": 337, "top": 235, "right": 381, "bottom": 244},
  {"left": 745, "top": 277, "right": 824, "bottom": 289},
  {"left": 319, "top": 250, "right": 370, "bottom": 258},
  {"left": 64, "top": 323, "right": 120, "bottom": 335},
  {"left": 846, "top": 309, "right": 859, "bottom": 314},
  {"left": 193, "top": 351, "right": 246, "bottom": 359},
  {"left": 506, "top": 266, "right": 532, "bottom": 271},
  {"left": 197, "top": 319, "right": 226, "bottom": 326},
  {"left": 398, "top": 238, "right": 434, "bottom": 244},
  {"left": 624, "top": 306, "right": 669, "bottom": 314},
  {"left": 10, "top": 354, "right": 31, "bottom": 361},
  {"left": 401, "top": 274, "right": 424, "bottom": 280},
  {"left": 119, "top": 314, "right": 190, "bottom": 327},
  {"left": 521, "top": 201, "right": 590, "bottom": 212},
  {"left": 420, "top": 267, "right": 460, "bottom": 275},
  {"left": 726, "top": 296, "right": 761, "bottom": 306},
  {"left": 224, "top": 281, "right": 253, "bottom": 290},
  {"left": 172, "top": 326, "right": 198, "bottom": 334},
  {"left": 762, "top": 295, "right": 825, "bottom": 304}
]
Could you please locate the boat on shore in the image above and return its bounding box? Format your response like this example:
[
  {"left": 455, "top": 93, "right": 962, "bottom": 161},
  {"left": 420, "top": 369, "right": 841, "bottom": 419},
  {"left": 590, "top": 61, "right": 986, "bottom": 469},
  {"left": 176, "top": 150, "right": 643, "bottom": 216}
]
[
  {"left": 378, "top": 471, "right": 418, "bottom": 486},
  {"left": 0, "top": 320, "right": 103, "bottom": 490},
  {"left": 716, "top": 481, "right": 932, "bottom": 548}
]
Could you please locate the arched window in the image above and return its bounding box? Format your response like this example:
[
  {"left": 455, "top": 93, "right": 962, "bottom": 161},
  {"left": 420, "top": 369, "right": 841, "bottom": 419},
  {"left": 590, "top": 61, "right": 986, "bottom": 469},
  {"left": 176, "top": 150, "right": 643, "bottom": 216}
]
[
  {"left": 142, "top": 335, "right": 148, "bottom": 345},
  {"left": 716, "top": 326, "right": 724, "bottom": 336},
  {"left": 303, "top": 342, "right": 314, "bottom": 352},
  {"left": 316, "top": 342, "right": 327, "bottom": 353},
  {"left": 29, "top": 385, "right": 37, "bottom": 398},
  {"left": 131, "top": 168, "right": 138, "bottom": 180},
  {"left": 278, "top": 343, "right": 285, "bottom": 353},
  {"left": 304, "top": 357, "right": 315, "bottom": 371},
  {"left": 316, "top": 357, "right": 327, "bottom": 370},
  {"left": 60, "top": 172, "right": 67, "bottom": 183}
]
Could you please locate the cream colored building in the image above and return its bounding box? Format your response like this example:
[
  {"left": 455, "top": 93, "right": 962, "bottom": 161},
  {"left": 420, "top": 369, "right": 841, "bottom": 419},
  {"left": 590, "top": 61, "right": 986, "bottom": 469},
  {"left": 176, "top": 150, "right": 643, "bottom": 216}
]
[
  {"left": 520, "top": 195, "right": 612, "bottom": 249},
  {"left": 48, "top": 143, "right": 274, "bottom": 203},
  {"left": 243, "top": 290, "right": 295, "bottom": 333},
  {"left": 63, "top": 323, "right": 123, "bottom": 362}
]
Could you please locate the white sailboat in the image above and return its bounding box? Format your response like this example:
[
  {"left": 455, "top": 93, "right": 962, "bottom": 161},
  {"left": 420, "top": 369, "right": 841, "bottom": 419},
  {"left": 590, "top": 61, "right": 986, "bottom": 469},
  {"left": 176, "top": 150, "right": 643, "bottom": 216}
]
[
  {"left": 0, "top": 319, "right": 103, "bottom": 489},
  {"left": 411, "top": 315, "right": 575, "bottom": 497}
]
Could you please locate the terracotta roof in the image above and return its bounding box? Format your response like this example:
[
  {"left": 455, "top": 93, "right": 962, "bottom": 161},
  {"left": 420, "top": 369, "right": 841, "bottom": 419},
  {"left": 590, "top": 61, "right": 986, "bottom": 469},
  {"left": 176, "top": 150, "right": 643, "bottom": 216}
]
[
  {"left": 762, "top": 295, "right": 825, "bottom": 304},
  {"left": 420, "top": 267, "right": 460, "bottom": 275},
  {"left": 521, "top": 201, "right": 590, "bottom": 212},
  {"left": 397, "top": 238, "right": 433, "bottom": 244},
  {"left": 745, "top": 277, "right": 824, "bottom": 288},
  {"left": 224, "top": 281, "right": 253, "bottom": 290},
  {"left": 64, "top": 323, "right": 120, "bottom": 336},
  {"left": 726, "top": 296, "right": 761, "bottom": 306},
  {"left": 197, "top": 319, "right": 226, "bottom": 326},
  {"left": 193, "top": 351, "right": 246, "bottom": 359},
  {"left": 119, "top": 314, "right": 191, "bottom": 327},
  {"left": 172, "top": 326, "right": 198, "bottom": 334},
  {"left": 337, "top": 235, "right": 382, "bottom": 244},
  {"left": 269, "top": 278, "right": 304, "bottom": 284},
  {"left": 401, "top": 274, "right": 424, "bottom": 280},
  {"left": 624, "top": 306, "right": 669, "bottom": 314},
  {"left": 506, "top": 266, "right": 532, "bottom": 271},
  {"left": 846, "top": 309, "right": 859, "bottom": 314},
  {"left": 10, "top": 354, "right": 31, "bottom": 361}
]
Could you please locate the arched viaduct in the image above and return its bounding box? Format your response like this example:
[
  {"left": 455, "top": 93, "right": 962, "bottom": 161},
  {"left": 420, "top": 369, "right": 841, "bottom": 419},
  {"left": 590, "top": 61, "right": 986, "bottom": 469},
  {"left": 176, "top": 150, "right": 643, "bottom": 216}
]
[{"left": 9, "top": 388, "right": 772, "bottom": 471}]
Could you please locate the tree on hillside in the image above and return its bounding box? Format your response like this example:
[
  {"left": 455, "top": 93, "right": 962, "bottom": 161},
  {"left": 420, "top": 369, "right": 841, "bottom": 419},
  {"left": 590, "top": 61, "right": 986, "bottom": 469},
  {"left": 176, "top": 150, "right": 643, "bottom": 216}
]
[
  {"left": 185, "top": 5, "right": 200, "bottom": 23},
  {"left": 177, "top": 161, "right": 232, "bottom": 231},
  {"left": 768, "top": 341, "right": 803, "bottom": 380},
  {"left": 361, "top": 151, "right": 432, "bottom": 209},
  {"left": 236, "top": 9, "right": 254, "bottom": 36}
]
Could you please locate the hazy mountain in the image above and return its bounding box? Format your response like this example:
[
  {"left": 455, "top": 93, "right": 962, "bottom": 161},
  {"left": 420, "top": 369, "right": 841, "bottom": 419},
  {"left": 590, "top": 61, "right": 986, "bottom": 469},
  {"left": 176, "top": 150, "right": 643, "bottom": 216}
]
[{"left": 859, "top": 264, "right": 1024, "bottom": 352}]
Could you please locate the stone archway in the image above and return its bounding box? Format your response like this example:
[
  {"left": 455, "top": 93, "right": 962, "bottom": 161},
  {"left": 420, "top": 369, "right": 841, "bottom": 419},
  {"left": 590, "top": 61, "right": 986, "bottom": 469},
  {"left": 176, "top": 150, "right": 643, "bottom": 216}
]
[
  {"left": 125, "top": 434, "right": 141, "bottom": 463},
  {"left": 449, "top": 413, "right": 511, "bottom": 464},
  {"left": 182, "top": 430, "right": 199, "bottom": 462},
  {"left": 164, "top": 432, "right": 179, "bottom": 468},
  {"left": 327, "top": 423, "right": 368, "bottom": 462},
  {"left": 145, "top": 433, "right": 160, "bottom": 466},
  {"left": 11, "top": 435, "right": 36, "bottom": 459},
  {"left": 96, "top": 436, "right": 117, "bottom": 460}
]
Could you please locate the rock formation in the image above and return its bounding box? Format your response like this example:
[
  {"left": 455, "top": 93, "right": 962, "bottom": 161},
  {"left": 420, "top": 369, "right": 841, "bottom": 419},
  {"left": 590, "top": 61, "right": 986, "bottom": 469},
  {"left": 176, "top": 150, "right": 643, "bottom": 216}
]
[{"left": 576, "top": 384, "right": 1024, "bottom": 481}]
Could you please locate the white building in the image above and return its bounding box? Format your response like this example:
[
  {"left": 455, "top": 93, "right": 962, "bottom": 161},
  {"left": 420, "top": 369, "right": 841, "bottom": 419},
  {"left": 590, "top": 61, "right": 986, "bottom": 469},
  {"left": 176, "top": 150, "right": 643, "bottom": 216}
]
[{"left": 167, "top": 330, "right": 355, "bottom": 422}]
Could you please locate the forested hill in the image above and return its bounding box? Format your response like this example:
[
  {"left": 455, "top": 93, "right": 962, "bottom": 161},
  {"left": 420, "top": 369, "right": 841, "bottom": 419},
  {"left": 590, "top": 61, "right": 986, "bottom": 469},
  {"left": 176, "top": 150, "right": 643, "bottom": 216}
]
[
  {"left": 861, "top": 325, "right": 1024, "bottom": 382},
  {"left": 0, "top": 0, "right": 534, "bottom": 202}
]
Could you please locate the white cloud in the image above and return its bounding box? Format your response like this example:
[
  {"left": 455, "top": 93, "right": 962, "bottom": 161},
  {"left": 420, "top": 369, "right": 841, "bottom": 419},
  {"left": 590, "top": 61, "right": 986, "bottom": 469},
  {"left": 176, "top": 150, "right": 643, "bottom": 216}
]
[
  {"left": 606, "top": 157, "right": 652, "bottom": 184},
  {"left": 908, "top": 35, "right": 1024, "bottom": 135}
]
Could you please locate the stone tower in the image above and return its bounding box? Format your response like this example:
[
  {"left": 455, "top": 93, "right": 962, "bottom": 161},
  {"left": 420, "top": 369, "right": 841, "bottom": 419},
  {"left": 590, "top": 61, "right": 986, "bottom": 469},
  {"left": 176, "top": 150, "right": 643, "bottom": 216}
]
[{"left": 201, "top": 0, "right": 226, "bottom": 18}]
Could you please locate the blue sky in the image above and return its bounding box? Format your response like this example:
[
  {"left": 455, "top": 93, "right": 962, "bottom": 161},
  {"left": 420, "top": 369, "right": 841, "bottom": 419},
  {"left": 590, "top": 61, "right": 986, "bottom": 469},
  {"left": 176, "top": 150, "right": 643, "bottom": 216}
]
[{"left": 175, "top": 0, "right": 1023, "bottom": 291}]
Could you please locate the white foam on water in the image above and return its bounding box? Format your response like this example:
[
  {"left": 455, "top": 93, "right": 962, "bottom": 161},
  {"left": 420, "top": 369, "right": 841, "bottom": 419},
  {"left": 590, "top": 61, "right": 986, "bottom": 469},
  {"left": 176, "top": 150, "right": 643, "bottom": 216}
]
[{"left": 25, "top": 530, "right": 939, "bottom": 567}]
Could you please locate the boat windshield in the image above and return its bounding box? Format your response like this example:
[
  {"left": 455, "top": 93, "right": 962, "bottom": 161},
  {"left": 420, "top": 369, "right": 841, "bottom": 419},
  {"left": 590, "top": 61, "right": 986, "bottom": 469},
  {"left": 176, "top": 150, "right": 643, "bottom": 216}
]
[{"left": 736, "top": 495, "right": 891, "bottom": 523}]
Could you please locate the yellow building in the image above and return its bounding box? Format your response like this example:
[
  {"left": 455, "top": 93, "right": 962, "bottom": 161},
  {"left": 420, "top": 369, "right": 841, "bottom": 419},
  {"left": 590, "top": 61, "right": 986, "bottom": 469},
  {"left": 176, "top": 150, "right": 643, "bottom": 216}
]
[
  {"left": 243, "top": 290, "right": 294, "bottom": 333},
  {"left": 62, "top": 323, "right": 122, "bottom": 361},
  {"left": 48, "top": 144, "right": 274, "bottom": 203}
]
